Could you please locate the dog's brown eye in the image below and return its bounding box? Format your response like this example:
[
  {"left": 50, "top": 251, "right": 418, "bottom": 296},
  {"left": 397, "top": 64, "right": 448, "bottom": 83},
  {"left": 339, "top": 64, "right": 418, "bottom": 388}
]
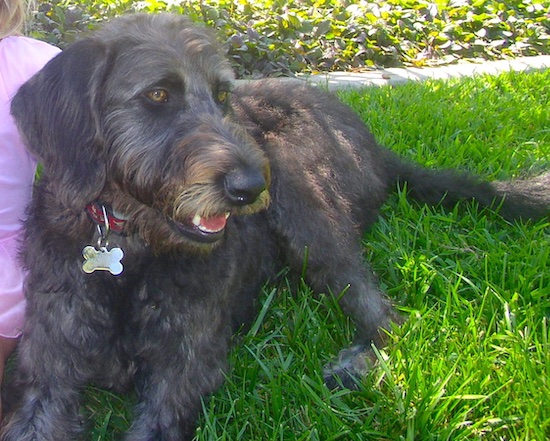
[
  {"left": 217, "top": 90, "right": 229, "bottom": 104},
  {"left": 145, "top": 89, "right": 169, "bottom": 103}
]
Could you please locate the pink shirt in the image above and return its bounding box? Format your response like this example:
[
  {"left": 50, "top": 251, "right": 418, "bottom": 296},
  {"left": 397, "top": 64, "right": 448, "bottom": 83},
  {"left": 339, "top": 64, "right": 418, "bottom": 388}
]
[{"left": 0, "top": 36, "right": 60, "bottom": 338}]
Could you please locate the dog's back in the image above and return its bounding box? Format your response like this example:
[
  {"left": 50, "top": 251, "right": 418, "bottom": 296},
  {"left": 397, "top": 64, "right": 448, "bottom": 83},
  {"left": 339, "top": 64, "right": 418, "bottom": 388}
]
[{"left": 234, "top": 78, "right": 550, "bottom": 225}]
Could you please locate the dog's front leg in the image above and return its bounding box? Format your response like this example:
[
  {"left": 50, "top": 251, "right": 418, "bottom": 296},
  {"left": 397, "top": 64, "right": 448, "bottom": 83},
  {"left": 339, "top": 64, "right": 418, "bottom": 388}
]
[
  {"left": 0, "top": 371, "right": 84, "bottom": 441},
  {"left": 123, "top": 264, "right": 233, "bottom": 441},
  {"left": 1, "top": 271, "right": 130, "bottom": 441},
  {"left": 1, "top": 326, "right": 88, "bottom": 441},
  {"left": 124, "top": 317, "right": 231, "bottom": 441}
]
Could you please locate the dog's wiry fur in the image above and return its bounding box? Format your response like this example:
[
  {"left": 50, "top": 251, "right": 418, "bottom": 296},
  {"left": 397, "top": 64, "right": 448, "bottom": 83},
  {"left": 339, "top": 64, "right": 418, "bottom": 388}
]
[{"left": 2, "top": 13, "right": 548, "bottom": 441}]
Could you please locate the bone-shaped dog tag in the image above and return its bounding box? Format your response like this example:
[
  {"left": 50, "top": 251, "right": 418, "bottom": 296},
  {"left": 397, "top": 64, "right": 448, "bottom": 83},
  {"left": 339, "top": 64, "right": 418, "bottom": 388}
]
[{"left": 82, "top": 246, "right": 124, "bottom": 275}]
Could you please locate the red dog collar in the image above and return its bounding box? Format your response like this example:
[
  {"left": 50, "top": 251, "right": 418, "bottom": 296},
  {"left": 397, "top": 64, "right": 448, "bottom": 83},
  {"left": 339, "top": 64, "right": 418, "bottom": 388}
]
[{"left": 86, "top": 202, "right": 127, "bottom": 234}]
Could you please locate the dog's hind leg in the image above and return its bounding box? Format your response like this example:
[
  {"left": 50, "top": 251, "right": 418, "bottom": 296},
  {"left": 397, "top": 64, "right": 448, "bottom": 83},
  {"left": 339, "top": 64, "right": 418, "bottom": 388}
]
[
  {"left": 268, "top": 198, "right": 397, "bottom": 389},
  {"left": 297, "top": 243, "right": 395, "bottom": 389}
]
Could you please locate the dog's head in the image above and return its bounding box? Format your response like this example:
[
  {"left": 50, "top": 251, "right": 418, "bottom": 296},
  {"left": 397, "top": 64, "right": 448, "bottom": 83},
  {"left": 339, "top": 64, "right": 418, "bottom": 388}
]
[{"left": 12, "top": 13, "right": 270, "bottom": 252}]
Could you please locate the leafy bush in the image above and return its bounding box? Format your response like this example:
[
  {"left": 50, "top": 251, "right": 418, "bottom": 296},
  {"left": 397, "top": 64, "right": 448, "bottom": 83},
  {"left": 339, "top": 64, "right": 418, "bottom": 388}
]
[{"left": 30, "top": 0, "right": 550, "bottom": 77}]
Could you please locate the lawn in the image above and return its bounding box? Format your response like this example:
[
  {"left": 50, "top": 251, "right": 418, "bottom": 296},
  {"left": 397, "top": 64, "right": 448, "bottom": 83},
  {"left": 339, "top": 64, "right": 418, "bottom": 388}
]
[{"left": 84, "top": 69, "right": 549, "bottom": 440}]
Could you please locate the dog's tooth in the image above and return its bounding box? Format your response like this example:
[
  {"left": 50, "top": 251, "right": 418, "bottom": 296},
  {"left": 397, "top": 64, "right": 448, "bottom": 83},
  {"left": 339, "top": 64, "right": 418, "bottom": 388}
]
[{"left": 192, "top": 213, "right": 202, "bottom": 227}]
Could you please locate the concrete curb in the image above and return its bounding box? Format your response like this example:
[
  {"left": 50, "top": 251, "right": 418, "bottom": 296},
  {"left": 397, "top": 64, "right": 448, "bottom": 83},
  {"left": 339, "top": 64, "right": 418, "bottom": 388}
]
[{"left": 294, "top": 55, "right": 550, "bottom": 90}]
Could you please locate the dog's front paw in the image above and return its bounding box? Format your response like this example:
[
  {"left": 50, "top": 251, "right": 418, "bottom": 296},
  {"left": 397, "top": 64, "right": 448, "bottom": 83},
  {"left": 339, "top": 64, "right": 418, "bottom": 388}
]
[{"left": 323, "top": 344, "right": 376, "bottom": 390}]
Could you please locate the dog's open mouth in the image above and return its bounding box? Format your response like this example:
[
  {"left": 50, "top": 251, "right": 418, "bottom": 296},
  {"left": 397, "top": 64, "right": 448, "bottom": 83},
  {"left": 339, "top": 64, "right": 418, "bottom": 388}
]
[{"left": 172, "top": 213, "right": 230, "bottom": 243}]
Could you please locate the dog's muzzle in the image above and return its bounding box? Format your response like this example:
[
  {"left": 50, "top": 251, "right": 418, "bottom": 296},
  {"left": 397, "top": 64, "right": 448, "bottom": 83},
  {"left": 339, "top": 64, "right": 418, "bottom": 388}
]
[{"left": 170, "top": 166, "right": 270, "bottom": 245}]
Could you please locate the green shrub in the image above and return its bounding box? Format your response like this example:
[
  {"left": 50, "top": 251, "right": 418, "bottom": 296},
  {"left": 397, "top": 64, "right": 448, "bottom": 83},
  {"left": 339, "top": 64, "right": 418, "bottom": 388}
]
[{"left": 30, "top": 0, "right": 550, "bottom": 77}]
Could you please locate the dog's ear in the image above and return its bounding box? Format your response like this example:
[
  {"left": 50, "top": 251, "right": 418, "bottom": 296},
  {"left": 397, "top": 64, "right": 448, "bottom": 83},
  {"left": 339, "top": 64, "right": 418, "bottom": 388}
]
[{"left": 11, "top": 38, "right": 109, "bottom": 210}]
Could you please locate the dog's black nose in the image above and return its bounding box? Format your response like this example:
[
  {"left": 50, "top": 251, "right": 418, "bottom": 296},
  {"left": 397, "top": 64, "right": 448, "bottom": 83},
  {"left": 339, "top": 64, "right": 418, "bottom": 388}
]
[{"left": 224, "top": 168, "right": 266, "bottom": 206}]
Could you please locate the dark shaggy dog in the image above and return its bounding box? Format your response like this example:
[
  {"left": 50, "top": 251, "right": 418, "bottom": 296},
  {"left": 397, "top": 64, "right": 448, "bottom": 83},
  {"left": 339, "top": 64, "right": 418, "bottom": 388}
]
[{"left": 2, "top": 13, "right": 548, "bottom": 441}]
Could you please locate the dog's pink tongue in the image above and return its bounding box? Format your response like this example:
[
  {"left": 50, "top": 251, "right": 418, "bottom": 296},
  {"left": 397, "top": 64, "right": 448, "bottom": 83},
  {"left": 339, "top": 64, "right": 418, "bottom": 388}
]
[{"left": 193, "top": 213, "right": 229, "bottom": 233}]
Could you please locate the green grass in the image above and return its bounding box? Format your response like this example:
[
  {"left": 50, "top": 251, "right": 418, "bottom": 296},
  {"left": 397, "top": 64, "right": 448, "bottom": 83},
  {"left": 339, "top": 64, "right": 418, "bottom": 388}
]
[{"left": 85, "top": 69, "right": 549, "bottom": 440}]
